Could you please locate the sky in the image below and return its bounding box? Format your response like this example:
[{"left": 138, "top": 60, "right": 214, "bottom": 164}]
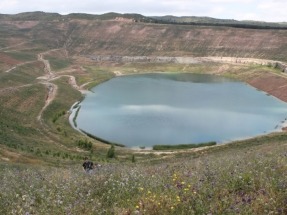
[{"left": 0, "top": 0, "right": 286, "bottom": 22}]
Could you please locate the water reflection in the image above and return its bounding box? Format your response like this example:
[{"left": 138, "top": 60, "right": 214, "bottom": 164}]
[{"left": 76, "top": 73, "right": 287, "bottom": 147}]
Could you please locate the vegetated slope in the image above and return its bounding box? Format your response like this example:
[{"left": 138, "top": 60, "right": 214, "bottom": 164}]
[{"left": 1, "top": 134, "right": 287, "bottom": 214}]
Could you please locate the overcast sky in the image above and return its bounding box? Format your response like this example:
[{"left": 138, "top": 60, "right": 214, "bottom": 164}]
[{"left": 0, "top": 0, "right": 286, "bottom": 22}]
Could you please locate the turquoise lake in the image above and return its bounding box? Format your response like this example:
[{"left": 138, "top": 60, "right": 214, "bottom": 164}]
[{"left": 75, "top": 73, "right": 287, "bottom": 147}]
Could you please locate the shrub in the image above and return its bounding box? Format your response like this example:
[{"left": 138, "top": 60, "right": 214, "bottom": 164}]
[
  {"left": 107, "top": 145, "right": 115, "bottom": 158},
  {"left": 132, "top": 155, "right": 136, "bottom": 163},
  {"left": 77, "top": 139, "right": 93, "bottom": 150},
  {"left": 52, "top": 110, "right": 66, "bottom": 123}
]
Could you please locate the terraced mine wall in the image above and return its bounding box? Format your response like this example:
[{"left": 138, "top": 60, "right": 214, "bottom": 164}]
[
  {"left": 276, "top": 62, "right": 287, "bottom": 73},
  {"left": 65, "top": 20, "right": 287, "bottom": 62},
  {"left": 1, "top": 17, "right": 287, "bottom": 62},
  {"left": 89, "top": 55, "right": 200, "bottom": 64},
  {"left": 89, "top": 55, "right": 287, "bottom": 72}
]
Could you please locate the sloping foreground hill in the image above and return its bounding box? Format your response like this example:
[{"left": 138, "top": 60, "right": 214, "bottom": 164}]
[{"left": 1, "top": 134, "right": 287, "bottom": 214}]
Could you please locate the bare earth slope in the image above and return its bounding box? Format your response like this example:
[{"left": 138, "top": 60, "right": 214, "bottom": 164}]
[
  {"left": 65, "top": 20, "right": 287, "bottom": 61},
  {"left": 1, "top": 17, "right": 287, "bottom": 61}
]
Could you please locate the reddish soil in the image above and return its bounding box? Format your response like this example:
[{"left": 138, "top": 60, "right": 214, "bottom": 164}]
[
  {"left": 0, "top": 21, "right": 39, "bottom": 29},
  {"left": 0, "top": 53, "right": 22, "bottom": 65},
  {"left": 246, "top": 73, "right": 287, "bottom": 103}
]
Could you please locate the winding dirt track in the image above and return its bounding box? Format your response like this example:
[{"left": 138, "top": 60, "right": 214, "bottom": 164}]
[
  {"left": 37, "top": 82, "right": 58, "bottom": 121},
  {"left": 4, "top": 61, "right": 37, "bottom": 73},
  {"left": 36, "top": 49, "right": 85, "bottom": 121},
  {"left": 0, "top": 41, "right": 33, "bottom": 51},
  {"left": 0, "top": 84, "right": 33, "bottom": 95},
  {"left": 1, "top": 47, "right": 87, "bottom": 122}
]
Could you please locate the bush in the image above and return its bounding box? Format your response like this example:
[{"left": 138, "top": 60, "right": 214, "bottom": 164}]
[
  {"left": 132, "top": 155, "right": 136, "bottom": 163},
  {"left": 107, "top": 145, "right": 115, "bottom": 158},
  {"left": 77, "top": 139, "right": 93, "bottom": 150},
  {"left": 52, "top": 110, "right": 66, "bottom": 123}
]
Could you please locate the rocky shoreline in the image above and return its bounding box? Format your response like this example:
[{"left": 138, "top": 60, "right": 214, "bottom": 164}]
[{"left": 88, "top": 55, "right": 287, "bottom": 73}]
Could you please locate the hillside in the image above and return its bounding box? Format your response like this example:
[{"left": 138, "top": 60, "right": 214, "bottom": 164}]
[
  {"left": 1, "top": 135, "right": 287, "bottom": 214},
  {"left": 1, "top": 12, "right": 287, "bottom": 60},
  {"left": 0, "top": 12, "right": 287, "bottom": 214}
]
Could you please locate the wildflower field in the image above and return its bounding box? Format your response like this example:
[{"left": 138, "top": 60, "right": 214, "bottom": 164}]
[{"left": 1, "top": 134, "right": 287, "bottom": 215}]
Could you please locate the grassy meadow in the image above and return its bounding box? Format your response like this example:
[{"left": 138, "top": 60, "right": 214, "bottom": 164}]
[{"left": 0, "top": 134, "right": 287, "bottom": 214}]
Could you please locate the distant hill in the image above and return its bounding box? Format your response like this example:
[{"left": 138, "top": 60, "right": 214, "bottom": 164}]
[
  {"left": 0, "top": 11, "right": 153, "bottom": 22},
  {"left": 0, "top": 12, "right": 286, "bottom": 29},
  {"left": 0, "top": 11, "right": 62, "bottom": 21},
  {"left": 151, "top": 15, "right": 287, "bottom": 29}
]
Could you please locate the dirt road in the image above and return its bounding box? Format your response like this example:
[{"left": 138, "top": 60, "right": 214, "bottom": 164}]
[{"left": 35, "top": 49, "right": 89, "bottom": 121}]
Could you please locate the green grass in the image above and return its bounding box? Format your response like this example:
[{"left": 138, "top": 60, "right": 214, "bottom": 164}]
[
  {"left": 4, "top": 51, "right": 36, "bottom": 61},
  {"left": 153, "top": 142, "right": 217, "bottom": 150},
  {"left": 0, "top": 63, "right": 108, "bottom": 164},
  {"left": 0, "top": 62, "right": 43, "bottom": 88},
  {"left": 77, "top": 66, "right": 115, "bottom": 89},
  {"left": 43, "top": 77, "right": 82, "bottom": 125},
  {"left": 0, "top": 84, "right": 46, "bottom": 148},
  {"left": 0, "top": 83, "right": 83, "bottom": 164},
  {"left": 46, "top": 56, "right": 73, "bottom": 71},
  {"left": 80, "top": 129, "right": 125, "bottom": 147}
]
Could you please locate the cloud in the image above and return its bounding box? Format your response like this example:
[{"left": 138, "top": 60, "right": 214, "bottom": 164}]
[
  {"left": 0, "top": 0, "right": 18, "bottom": 10},
  {"left": 256, "top": 0, "right": 287, "bottom": 22},
  {"left": 209, "top": 0, "right": 253, "bottom": 3}
]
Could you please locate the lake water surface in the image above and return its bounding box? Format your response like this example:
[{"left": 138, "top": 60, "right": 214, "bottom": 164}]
[{"left": 76, "top": 73, "right": 287, "bottom": 147}]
